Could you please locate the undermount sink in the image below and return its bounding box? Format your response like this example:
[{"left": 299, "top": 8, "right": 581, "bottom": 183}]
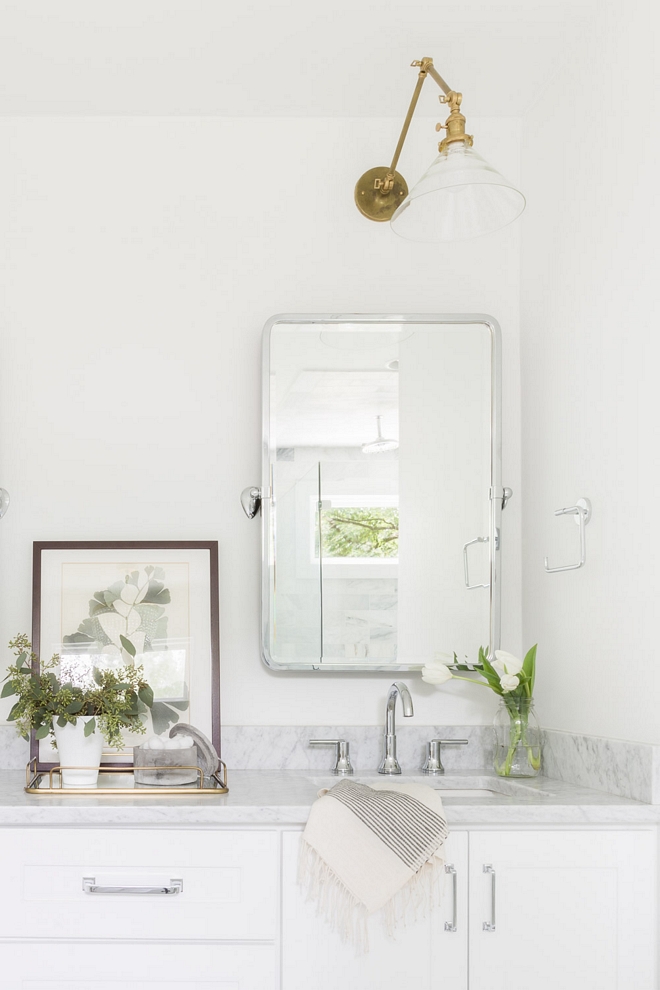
[
  {"left": 431, "top": 787, "right": 500, "bottom": 797},
  {"left": 305, "top": 774, "right": 555, "bottom": 799}
]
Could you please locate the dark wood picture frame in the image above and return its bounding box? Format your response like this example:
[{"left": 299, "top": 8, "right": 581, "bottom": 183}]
[{"left": 31, "top": 541, "right": 220, "bottom": 771}]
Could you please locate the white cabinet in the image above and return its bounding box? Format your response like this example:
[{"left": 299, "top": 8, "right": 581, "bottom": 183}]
[
  {"left": 281, "top": 829, "right": 468, "bottom": 990},
  {"left": 282, "top": 827, "right": 657, "bottom": 990},
  {"left": 468, "top": 830, "right": 657, "bottom": 990},
  {"left": 2, "top": 942, "right": 278, "bottom": 990},
  {"left": 0, "top": 823, "right": 655, "bottom": 990}
]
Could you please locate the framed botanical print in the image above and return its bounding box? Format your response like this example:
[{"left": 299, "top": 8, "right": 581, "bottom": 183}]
[{"left": 31, "top": 541, "right": 220, "bottom": 770}]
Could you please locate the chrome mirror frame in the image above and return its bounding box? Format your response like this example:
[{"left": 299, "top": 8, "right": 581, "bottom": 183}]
[{"left": 257, "top": 313, "right": 506, "bottom": 672}]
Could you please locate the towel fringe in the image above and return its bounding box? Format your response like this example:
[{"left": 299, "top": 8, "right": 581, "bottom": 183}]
[{"left": 298, "top": 839, "right": 446, "bottom": 954}]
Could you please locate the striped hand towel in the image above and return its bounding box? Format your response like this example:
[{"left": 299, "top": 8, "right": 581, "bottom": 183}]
[{"left": 299, "top": 779, "right": 448, "bottom": 950}]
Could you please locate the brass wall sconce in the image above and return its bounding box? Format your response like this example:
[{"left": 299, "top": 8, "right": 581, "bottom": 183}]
[{"left": 355, "top": 57, "right": 525, "bottom": 241}]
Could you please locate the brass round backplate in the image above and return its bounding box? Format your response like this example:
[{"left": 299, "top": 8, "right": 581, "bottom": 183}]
[{"left": 354, "top": 166, "right": 408, "bottom": 222}]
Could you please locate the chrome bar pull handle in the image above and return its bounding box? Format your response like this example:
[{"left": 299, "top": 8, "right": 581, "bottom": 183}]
[
  {"left": 444, "top": 864, "right": 458, "bottom": 932},
  {"left": 544, "top": 497, "right": 592, "bottom": 573},
  {"left": 482, "top": 864, "right": 496, "bottom": 931},
  {"left": 83, "top": 877, "right": 183, "bottom": 896},
  {"left": 463, "top": 536, "right": 489, "bottom": 589}
]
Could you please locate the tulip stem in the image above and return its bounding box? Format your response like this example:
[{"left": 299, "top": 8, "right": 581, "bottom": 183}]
[{"left": 450, "top": 676, "right": 494, "bottom": 689}]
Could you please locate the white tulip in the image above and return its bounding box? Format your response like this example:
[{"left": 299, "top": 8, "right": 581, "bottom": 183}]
[
  {"left": 494, "top": 650, "right": 524, "bottom": 675},
  {"left": 421, "top": 662, "right": 454, "bottom": 686},
  {"left": 500, "top": 673, "right": 520, "bottom": 693}
]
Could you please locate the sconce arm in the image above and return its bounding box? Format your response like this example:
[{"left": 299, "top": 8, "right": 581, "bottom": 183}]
[
  {"left": 385, "top": 58, "right": 454, "bottom": 184},
  {"left": 425, "top": 61, "right": 452, "bottom": 96},
  {"left": 354, "top": 56, "right": 467, "bottom": 222}
]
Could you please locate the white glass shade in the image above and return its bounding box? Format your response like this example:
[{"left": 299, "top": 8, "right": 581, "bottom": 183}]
[{"left": 390, "top": 142, "right": 525, "bottom": 242}]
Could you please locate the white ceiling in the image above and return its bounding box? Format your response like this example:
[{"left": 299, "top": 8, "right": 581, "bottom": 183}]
[
  {"left": 0, "top": 0, "right": 598, "bottom": 117},
  {"left": 277, "top": 371, "right": 399, "bottom": 448}
]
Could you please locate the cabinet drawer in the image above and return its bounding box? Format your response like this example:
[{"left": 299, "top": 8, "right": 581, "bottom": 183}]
[
  {"left": 2, "top": 941, "right": 278, "bottom": 989},
  {"left": 0, "top": 829, "right": 278, "bottom": 942}
]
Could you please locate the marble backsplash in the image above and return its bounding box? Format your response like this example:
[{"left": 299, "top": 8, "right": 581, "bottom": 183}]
[
  {"left": 3, "top": 722, "right": 659, "bottom": 803},
  {"left": 221, "top": 724, "right": 491, "bottom": 775},
  {"left": 542, "top": 729, "right": 660, "bottom": 805}
]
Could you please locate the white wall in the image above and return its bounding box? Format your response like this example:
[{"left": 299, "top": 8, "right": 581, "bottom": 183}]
[
  {"left": 0, "top": 115, "right": 522, "bottom": 726},
  {"left": 520, "top": 0, "right": 660, "bottom": 742}
]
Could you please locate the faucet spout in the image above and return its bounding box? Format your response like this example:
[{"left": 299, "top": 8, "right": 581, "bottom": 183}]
[
  {"left": 393, "top": 681, "right": 414, "bottom": 717},
  {"left": 379, "top": 681, "right": 414, "bottom": 775}
]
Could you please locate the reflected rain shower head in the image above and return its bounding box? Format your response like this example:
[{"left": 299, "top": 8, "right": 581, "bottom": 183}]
[{"left": 362, "top": 415, "right": 399, "bottom": 454}]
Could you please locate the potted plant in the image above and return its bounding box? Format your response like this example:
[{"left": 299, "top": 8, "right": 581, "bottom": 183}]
[
  {"left": 2, "top": 634, "right": 158, "bottom": 786},
  {"left": 422, "top": 645, "right": 541, "bottom": 777}
]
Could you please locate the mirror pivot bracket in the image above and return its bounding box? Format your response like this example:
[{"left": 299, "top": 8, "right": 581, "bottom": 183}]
[{"left": 490, "top": 486, "right": 513, "bottom": 510}]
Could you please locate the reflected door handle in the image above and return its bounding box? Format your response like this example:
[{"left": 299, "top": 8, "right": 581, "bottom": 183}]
[{"left": 463, "top": 536, "right": 489, "bottom": 589}]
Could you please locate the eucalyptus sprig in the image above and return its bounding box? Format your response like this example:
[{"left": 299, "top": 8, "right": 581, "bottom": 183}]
[{"left": 2, "top": 634, "right": 156, "bottom": 749}]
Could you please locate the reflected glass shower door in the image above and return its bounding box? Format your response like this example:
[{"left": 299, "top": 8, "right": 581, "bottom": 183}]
[
  {"left": 319, "top": 458, "right": 398, "bottom": 665},
  {"left": 271, "top": 460, "right": 322, "bottom": 663}
]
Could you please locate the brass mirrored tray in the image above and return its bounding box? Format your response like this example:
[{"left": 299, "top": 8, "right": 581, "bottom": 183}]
[{"left": 25, "top": 760, "right": 228, "bottom": 795}]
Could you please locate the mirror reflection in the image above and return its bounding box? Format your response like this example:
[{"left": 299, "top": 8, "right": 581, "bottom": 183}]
[{"left": 263, "top": 317, "right": 501, "bottom": 670}]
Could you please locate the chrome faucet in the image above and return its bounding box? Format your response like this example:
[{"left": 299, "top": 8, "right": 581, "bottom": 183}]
[{"left": 378, "top": 681, "right": 414, "bottom": 774}]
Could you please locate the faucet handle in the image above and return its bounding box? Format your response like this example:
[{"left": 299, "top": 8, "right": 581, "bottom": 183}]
[
  {"left": 309, "top": 739, "right": 354, "bottom": 775},
  {"left": 421, "top": 738, "right": 468, "bottom": 775}
]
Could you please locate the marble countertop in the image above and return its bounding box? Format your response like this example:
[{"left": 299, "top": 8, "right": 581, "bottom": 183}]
[{"left": 0, "top": 768, "right": 657, "bottom": 826}]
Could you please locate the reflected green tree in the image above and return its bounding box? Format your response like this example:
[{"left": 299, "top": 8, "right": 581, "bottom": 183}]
[{"left": 321, "top": 507, "right": 399, "bottom": 558}]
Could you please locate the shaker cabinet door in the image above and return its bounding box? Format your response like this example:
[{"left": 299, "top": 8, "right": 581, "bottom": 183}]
[
  {"left": 468, "top": 829, "right": 656, "bottom": 990},
  {"left": 281, "top": 829, "right": 468, "bottom": 990}
]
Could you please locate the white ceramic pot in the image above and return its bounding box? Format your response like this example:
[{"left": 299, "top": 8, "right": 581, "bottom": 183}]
[{"left": 52, "top": 718, "right": 104, "bottom": 787}]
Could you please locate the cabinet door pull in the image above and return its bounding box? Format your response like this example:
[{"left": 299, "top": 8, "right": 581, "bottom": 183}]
[
  {"left": 482, "top": 864, "right": 496, "bottom": 931},
  {"left": 83, "top": 877, "right": 183, "bottom": 896},
  {"left": 444, "top": 864, "right": 457, "bottom": 932}
]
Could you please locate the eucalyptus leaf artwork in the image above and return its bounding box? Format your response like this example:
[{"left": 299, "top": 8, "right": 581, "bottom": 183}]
[{"left": 61, "top": 566, "right": 188, "bottom": 735}]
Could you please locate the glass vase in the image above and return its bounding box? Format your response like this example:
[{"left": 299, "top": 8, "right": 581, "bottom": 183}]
[{"left": 493, "top": 696, "right": 541, "bottom": 777}]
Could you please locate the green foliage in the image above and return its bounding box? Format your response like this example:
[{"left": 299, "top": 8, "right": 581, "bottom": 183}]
[
  {"left": 522, "top": 644, "right": 537, "bottom": 695},
  {"left": 478, "top": 647, "right": 505, "bottom": 696},
  {"left": 138, "top": 684, "right": 154, "bottom": 708},
  {"left": 435, "top": 644, "right": 539, "bottom": 705},
  {"left": 120, "top": 635, "right": 136, "bottom": 657},
  {"left": 2, "top": 634, "right": 159, "bottom": 749},
  {"left": 475, "top": 644, "right": 538, "bottom": 704},
  {"left": 321, "top": 506, "right": 399, "bottom": 559},
  {"left": 150, "top": 701, "right": 180, "bottom": 735}
]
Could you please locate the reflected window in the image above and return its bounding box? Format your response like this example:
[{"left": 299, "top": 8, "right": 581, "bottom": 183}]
[{"left": 316, "top": 504, "right": 399, "bottom": 560}]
